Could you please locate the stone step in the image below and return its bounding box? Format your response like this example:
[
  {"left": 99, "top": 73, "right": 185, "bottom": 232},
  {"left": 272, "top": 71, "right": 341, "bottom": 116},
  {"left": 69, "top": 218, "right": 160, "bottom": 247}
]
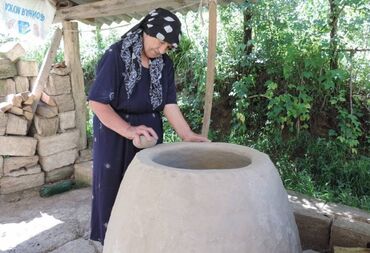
[{"left": 74, "top": 161, "right": 92, "bottom": 186}]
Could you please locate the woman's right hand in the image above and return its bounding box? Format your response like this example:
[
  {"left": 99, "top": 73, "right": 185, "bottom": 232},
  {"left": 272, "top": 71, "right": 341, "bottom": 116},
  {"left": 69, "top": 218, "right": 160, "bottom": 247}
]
[{"left": 124, "top": 125, "right": 158, "bottom": 141}]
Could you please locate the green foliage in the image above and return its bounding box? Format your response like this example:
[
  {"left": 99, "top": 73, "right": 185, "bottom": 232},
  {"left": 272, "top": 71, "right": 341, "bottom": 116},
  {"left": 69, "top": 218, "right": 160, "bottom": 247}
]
[
  {"left": 86, "top": 106, "right": 94, "bottom": 145},
  {"left": 335, "top": 108, "right": 363, "bottom": 153},
  {"left": 168, "top": 25, "right": 207, "bottom": 133},
  {"left": 228, "top": 75, "right": 253, "bottom": 143},
  {"left": 80, "top": 27, "right": 121, "bottom": 94},
  {"left": 163, "top": 117, "right": 181, "bottom": 143},
  {"left": 24, "top": 42, "right": 65, "bottom": 65},
  {"left": 168, "top": 1, "right": 369, "bottom": 210},
  {"left": 265, "top": 81, "right": 312, "bottom": 133},
  {"left": 22, "top": 3, "right": 368, "bottom": 211},
  {"left": 245, "top": 131, "right": 370, "bottom": 210}
]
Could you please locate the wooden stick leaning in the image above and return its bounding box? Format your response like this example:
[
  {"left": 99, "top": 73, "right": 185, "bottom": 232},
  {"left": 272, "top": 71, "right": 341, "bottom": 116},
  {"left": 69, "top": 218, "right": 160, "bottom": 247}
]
[
  {"left": 31, "top": 28, "right": 63, "bottom": 113},
  {"left": 201, "top": 0, "right": 217, "bottom": 137}
]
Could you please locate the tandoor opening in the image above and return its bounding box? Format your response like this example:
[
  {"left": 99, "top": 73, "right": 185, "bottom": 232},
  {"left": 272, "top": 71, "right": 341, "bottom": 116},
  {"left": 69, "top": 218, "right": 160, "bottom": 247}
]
[{"left": 152, "top": 147, "right": 251, "bottom": 170}]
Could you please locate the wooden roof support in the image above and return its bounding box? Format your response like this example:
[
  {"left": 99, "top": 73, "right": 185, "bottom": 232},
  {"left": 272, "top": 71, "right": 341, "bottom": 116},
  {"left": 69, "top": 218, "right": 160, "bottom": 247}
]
[
  {"left": 63, "top": 21, "right": 87, "bottom": 150},
  {"left": 54, "top": 0, "right": 183, "bottom": 22},
  {"left": 31, "top": 28, "right": 63, "bottom": 112},
  {"left": 53, "top": 0, "right": 241, "bottom": 23},
  {"left": 201, "top": 0, "right": 217, "bottom": 137}
]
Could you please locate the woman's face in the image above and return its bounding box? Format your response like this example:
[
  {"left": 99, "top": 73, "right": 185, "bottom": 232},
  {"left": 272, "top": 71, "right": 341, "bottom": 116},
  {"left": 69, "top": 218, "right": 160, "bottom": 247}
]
[{"left": 143, "top": 32, "right": 172, "bottom": 59}]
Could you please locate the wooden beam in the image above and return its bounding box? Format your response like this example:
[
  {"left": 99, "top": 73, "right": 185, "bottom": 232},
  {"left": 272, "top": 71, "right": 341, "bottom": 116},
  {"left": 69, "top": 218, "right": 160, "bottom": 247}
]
[
  {"left": 53, "top": 0, "right": 242, "bottom": 23},
  {"left": 54, "top": 0, "right": 183, "bottom": 22},
  {"left": 63, "top": 21, "right": 87, "bottom": 150},
  {"left": 201, "top": 0, "right": 217, "bottom": 137},
  {"left": 31, "top": 28, "right": 62, "bottom": 112}
]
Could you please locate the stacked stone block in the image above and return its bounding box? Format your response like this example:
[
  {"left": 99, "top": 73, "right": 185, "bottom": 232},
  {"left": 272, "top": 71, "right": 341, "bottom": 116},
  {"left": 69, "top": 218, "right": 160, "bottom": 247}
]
[
  {"left": 31, "top": 64, "right": 79, "bottom": 184},
  {"left": 0, "top": 43, "right": 36, "bottom": 126},
  {"left": 0, "top": 43, "right": 43, "bottom": 195},
  {"left": 0, "top": 43, "right": 83, "bottom": 196},
  {"left": 35, "top": 130, "right": 79, "bottom": 183}
]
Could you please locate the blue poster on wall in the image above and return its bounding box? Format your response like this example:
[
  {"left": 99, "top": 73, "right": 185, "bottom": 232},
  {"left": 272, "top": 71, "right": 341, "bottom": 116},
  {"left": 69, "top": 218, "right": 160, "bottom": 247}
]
[{"left": 0, "top": 0, "right": 56, "bottom": 39}]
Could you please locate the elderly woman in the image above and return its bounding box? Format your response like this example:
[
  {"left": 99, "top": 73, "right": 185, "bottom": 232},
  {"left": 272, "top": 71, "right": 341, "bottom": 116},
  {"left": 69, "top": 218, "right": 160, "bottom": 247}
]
[{"left": 88, "top": 8, "right": 209, "bottom": 244}]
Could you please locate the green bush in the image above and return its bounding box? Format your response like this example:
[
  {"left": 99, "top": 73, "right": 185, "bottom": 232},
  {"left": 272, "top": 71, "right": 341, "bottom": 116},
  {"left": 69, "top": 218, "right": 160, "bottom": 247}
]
[
  {"left": 22, "top": 3, "right": 366, "bottom": 210},
  {"left": 166, "top": 2, "right": 369, "bottom": 211}
]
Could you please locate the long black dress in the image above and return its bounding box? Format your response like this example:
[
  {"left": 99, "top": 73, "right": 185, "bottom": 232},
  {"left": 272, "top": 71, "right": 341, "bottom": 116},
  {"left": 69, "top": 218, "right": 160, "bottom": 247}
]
[{"left": 88, "top": 40, "right": 177, "bottom": 244}]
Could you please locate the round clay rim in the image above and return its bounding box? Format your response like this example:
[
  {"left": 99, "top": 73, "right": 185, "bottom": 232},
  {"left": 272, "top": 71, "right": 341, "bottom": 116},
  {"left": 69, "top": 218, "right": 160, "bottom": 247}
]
[{"left": 135, "top": 142, "right": 269, "bottom": 173}]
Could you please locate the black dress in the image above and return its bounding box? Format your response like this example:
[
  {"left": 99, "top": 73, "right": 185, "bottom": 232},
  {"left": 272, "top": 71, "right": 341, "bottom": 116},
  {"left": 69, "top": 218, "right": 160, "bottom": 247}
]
[{"left": 88, "top": 40, "right": 177, "bottom": 244}]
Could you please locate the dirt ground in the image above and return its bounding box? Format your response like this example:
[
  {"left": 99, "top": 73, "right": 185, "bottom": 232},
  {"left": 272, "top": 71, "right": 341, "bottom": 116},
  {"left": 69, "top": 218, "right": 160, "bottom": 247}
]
[
  {"left": 0, "top": 186, "right": 326, "bottom": 253},
  {"left": 0, "top": 187, "right": 103, "bottom": 253}
]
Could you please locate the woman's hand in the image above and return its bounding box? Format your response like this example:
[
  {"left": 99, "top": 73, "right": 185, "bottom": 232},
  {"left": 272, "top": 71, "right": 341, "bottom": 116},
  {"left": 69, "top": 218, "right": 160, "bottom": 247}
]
[
  {"left": 124, "top": 125, "right": 158, "bottom": 141},
  {"left": 182, "top": 131, "right": 210, "bottom": 142},
  {"left": 164, "top": 104, "right": 211, "bottom": 142}
]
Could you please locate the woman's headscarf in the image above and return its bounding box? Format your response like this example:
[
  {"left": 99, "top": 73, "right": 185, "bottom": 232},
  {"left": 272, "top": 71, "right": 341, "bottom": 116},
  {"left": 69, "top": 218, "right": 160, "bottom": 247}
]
[{"left": 120, "top": 8, "right": 182, "bottom": 110}]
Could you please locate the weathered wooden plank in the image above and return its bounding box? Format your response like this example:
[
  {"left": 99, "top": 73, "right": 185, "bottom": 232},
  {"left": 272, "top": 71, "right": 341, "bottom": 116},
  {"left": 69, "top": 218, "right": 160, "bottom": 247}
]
[
  {"left": 54, "top": 0, "right": 241, "bottom": 23},
  {"left": 31, "top": 28, "right": 62, "bottom": 113},
  {"left": 54, "top": 0, "right": 242, "bottom": 23},
  {"left": 201, "top": 0, "right": 217, "bottom": 137},
  {"left": 62, "top": 21, "right": 87, "bottom": 150},
  {"left": 54, "top": 0, "right": 182, "bottom": 22}
]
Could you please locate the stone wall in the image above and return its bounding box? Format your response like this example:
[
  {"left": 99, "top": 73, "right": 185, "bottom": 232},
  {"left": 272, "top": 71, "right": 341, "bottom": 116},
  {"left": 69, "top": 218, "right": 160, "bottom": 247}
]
[
  {"left": 0, "top": 43, "right": 91, "bottom": 196},
  {"left": 289, "top": 191, "right": 370, "bottom": 252}
]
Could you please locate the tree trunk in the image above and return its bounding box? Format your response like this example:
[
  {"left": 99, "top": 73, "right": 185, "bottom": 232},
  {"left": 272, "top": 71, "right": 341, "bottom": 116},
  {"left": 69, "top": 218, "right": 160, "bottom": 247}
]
[
  {"left": 329, "top": 0, "right": 340, "bottom": 70},
  {"left": 243, "top": 6, "right": 253, "bottom": 54}
]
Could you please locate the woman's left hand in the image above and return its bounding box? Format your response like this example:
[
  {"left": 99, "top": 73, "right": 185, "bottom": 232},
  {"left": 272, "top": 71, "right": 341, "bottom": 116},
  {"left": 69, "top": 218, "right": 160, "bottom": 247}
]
[{"left": 182, "top": 131, "right": 210, "bottom": 142}]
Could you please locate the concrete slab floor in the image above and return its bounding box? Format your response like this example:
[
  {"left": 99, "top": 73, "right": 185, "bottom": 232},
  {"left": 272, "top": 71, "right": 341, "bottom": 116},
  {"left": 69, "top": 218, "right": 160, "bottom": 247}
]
[{"left": 0, "top": 187, "right": 103, "bottom": 253}]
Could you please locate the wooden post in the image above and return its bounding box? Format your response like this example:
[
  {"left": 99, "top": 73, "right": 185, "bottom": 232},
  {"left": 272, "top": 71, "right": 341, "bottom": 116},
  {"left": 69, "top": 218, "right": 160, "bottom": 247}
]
[
  {"left": 31, "top": 28, "right": 62, "bottom": 112},
  {"left": 201, "top": 0, "right": 217, "bottom": 137},
  {"left": 62, "top": 21, "right": 87, "bottom": 150}
]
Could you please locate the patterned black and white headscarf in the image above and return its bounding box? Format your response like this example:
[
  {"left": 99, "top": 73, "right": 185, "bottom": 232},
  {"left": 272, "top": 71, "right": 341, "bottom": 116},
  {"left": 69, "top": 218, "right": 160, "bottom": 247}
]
[{"left": 120, "top": 8, "right": 182, "bottom": 110}]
